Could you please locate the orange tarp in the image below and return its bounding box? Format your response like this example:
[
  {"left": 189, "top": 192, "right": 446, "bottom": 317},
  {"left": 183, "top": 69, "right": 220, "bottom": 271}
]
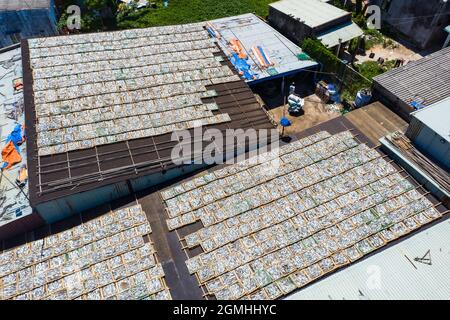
[
  {"left": 229, "top": 39, "right": 247, "bottom": 59},
  {"left": 13, "top": 78, "right": 23, "bottom": 91},
  {"left": 1, "top": 141, "right": 22, "bottom": 170}
]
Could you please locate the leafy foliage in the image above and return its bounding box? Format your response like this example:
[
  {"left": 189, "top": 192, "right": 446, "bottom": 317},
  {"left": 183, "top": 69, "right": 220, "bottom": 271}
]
[
  {"left": 85, "top": 0, "right": 110, "bottom": 11},
  {"left": 81, "top": 12, "right": 103, "bottom": 31},
  {"left": 328, "top": 0, "right": 346, "bottom": 10},
  {"left": 352, "top": 13, "right": 367, "bottom": 29},
  {"left": 57, "top": 0, "right": 117, "bottom": 32},
  {"left": 363, "top": 28, "right": 384, "bottom": 50},
  {"left": 341, "top": 60, "right": 396, "bottom": 102},
  {"left": 57, "top": 12, "right": 69, "bottom": 32},
  {"left": 116, "top": 0, "right": 276, "bottom": 29},
  {"left": 301, "top": 38, "right": 340, "bottom": 72},
  {"left": 354, "top": 61, "right": 384, "bottom": 80}
]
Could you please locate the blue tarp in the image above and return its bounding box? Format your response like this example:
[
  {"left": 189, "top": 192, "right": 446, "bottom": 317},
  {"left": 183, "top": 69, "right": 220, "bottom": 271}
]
[
  {"left": 410, "top": 101, "right": 426, "bottom": 110},
  {"left": 257, "top": 46, "right": 270, "bottom": 66},
  {"left": 206, "top": 27, "right": 217, "bottom": 38},
  {"left": 1, "top": 123, "right": 24, "bottom": 170},
  {"left": 6, "top": 123, "right": 24, "bottom": 152},
  {"left": 230, "top": 52, "right": 258, "bottom": 81}
]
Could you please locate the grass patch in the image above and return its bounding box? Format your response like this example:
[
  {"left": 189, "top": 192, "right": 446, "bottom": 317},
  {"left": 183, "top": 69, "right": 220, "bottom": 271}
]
[
  {"left": 341, "top": 60, "right": 396, "bottom": 102},
  {"left": 354, "top": 61, "right": 384, "bottom": 80},
  {"left": 363, "top": 28, "right": 384, "bottom": 50},
  {"left": 117, "top": 0, "right": 276, "bottom": 29}
]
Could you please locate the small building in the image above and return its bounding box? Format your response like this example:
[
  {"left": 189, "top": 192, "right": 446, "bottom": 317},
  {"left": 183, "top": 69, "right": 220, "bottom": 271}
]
[
  {"left": 372, "top": 45, "right": 450, "bottom": 121},
  {"left": 369, "top": 0, "right": 450, "bottom": 50},
  {"left": 268, "top": 0, "right": 363, "bottom": 49},
  {"left": 22, "top": 22, "right": 275, "bottom": 225},
  {"left": 0, "top": 0, "right": 58, "bottom": 48},
  {"left": 406, "top": 97, "right": 450, "bottom": 172},
  {"left": 208, "top": 13, "right": 318, "bottom": 83},
  {"left": 379, "top": 97, "right": 450, "bottom": 206}
]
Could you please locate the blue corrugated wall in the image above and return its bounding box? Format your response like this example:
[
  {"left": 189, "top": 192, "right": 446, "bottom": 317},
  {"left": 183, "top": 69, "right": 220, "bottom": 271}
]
[{"left": 0, "top": 5, "right": 58, "bottom": 48}]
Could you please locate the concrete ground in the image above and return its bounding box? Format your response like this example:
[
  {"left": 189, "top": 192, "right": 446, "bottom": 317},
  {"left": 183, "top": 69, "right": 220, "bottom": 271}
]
[{"left": 267, "top": 94, "right": 341, "bottom": 136}]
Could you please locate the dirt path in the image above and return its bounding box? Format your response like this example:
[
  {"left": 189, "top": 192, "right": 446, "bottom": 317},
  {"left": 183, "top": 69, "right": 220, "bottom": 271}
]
[
  {"left": 356, "top": 43, "right": 423, "bottom": 64},
  {"left": 268, "top": 94, "right": 340, "bottom": 136}
]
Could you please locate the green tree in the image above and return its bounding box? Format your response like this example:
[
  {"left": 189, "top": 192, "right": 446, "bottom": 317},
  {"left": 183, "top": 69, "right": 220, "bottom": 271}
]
[
  {"left": 355, "top": 61, "right": 384, "bottom": 80},
  {"left": 81, "top": 12, "right": 103, "bottom": 31},
  {"left": 57, "top": 12, "right": 69, "bottom": 32},
  {"left": 57, "top": 0, "right": 118, "bottom": 32}
]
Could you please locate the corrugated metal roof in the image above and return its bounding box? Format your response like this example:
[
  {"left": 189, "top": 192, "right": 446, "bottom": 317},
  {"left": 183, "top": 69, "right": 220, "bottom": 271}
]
[
  {"left": 23, "top": 38, "right": 275, "bottom": 205},
  {"left": 411, "top": 96, "right": 450, "bottom": 143},
  {"left": 317, "top": 21, "right": 363, "bottom": 47},
  {"left": 269, "top": 0, "right": 349, "bottom": 29},
  {"left": 373, "top": 45, "right": 450, "bottom": 107},
  {"left": 209, "top": 13, "right": 318, "bottom": 82},
  {"left": 0, "top": 0, "right": 50, "bottom": 11},
  {"left": 285, "top": 218, "right": 450, "bottom": 300}
]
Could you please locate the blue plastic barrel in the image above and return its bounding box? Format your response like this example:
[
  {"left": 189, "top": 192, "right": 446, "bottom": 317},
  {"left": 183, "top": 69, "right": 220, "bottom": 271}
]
[{"left": 355, "top": 90, "right": 371, "bottom": 108}]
